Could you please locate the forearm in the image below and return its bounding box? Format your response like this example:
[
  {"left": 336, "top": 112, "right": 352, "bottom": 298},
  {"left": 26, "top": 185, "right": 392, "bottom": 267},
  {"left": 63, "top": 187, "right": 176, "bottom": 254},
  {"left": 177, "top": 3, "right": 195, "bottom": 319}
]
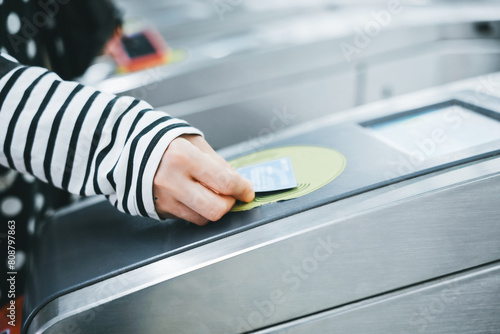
[{"left": 0, "top": 55, "right": 202, "bottom": 219}]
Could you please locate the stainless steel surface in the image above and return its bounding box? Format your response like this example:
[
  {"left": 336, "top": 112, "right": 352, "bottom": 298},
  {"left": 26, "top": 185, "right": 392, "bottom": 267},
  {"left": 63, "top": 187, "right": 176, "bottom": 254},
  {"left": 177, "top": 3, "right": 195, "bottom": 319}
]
[
  {"left": 27, "top": 155, "right": 500, "bottom": 333},
  {"left": 256, "top": 262, "right": 500, "bottom": 334}
]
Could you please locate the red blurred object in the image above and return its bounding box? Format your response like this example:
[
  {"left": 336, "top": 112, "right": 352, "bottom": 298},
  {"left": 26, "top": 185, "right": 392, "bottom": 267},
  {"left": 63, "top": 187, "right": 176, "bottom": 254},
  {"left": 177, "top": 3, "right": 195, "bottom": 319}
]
[{"left": 108, "top": 29, "right": 169, "bottom": 73}]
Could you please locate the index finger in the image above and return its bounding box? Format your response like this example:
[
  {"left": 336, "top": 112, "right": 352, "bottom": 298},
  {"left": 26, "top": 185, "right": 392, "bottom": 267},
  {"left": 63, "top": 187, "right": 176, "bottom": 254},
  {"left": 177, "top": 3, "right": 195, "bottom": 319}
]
[{"left": 189, "top": 152, "right": 255, "bottom": 203}]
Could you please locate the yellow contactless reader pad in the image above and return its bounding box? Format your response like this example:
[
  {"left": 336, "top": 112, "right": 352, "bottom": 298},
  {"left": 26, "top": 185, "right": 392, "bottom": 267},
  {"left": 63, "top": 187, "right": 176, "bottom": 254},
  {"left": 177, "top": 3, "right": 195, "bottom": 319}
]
[{"left": 230, "top": 146, "right": 346, "bottom": 212}]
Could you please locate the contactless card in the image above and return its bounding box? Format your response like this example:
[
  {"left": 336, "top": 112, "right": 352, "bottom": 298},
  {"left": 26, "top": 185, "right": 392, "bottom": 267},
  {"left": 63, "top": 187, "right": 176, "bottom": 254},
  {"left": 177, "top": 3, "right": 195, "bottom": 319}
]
[{"left": 236, "top": 157, "right": 297, "bottom": 192}]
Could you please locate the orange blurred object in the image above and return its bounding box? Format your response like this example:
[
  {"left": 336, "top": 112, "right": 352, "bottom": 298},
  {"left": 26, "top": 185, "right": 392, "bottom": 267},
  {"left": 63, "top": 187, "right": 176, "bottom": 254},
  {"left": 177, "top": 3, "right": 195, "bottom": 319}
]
[{"left": 107, "top": 29, "right": 169, "bottom": 73}]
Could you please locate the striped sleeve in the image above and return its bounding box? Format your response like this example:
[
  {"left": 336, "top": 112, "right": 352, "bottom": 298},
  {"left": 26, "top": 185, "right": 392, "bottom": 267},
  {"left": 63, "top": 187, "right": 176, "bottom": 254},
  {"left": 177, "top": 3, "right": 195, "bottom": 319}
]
[{"left": 0, "top": 55, "right": 203, "bottom": 220}]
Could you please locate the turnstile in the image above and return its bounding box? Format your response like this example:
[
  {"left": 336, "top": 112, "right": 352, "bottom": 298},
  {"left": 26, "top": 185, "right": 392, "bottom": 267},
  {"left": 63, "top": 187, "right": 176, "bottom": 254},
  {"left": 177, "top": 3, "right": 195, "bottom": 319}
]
[{"left": 22, "top": 78, "right": 500, "bottom": 333}]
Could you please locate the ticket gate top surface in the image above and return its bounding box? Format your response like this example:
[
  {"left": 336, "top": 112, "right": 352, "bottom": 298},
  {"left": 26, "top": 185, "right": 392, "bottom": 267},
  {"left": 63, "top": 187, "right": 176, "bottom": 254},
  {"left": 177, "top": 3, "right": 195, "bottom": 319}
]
[{"left": 22, "top": 83, "right": 500, "bottom": 333}]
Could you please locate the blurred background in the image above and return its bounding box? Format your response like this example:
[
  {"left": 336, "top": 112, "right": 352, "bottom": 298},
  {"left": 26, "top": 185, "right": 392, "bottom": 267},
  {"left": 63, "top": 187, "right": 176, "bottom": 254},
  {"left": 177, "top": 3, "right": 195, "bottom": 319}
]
[{"left": 80, "top": 0, "right": 500, "bottom": 149}]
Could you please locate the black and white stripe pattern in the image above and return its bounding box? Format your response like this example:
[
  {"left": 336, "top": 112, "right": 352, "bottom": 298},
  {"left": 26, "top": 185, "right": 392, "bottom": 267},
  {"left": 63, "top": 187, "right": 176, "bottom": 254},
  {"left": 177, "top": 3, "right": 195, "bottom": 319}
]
[{"left": 0, "top": 55, "right": 203, "bottom": 219}]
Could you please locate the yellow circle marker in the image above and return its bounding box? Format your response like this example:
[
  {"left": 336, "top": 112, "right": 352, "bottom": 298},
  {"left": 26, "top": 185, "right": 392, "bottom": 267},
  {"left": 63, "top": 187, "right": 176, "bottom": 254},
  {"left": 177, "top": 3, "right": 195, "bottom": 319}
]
[{"left": 230, "top": 146, "right": 347, "bottom": 211}]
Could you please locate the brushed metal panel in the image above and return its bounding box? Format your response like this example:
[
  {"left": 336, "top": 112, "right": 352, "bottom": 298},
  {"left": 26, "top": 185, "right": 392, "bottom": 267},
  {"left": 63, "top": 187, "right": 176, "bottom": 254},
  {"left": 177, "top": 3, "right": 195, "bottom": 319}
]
[
  {"left": 27, "top": 157, "right": 500, "bottom": 333},
  {"left": 257, "top": 262, "right": 500, "bottom": 334}
]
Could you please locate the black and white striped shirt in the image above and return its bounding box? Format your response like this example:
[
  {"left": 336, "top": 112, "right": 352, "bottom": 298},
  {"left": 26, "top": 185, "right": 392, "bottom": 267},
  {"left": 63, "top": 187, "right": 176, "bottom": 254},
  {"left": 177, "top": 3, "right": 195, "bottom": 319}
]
[{"left": 0, "top": 55, "right": 203, "bottom": 219}]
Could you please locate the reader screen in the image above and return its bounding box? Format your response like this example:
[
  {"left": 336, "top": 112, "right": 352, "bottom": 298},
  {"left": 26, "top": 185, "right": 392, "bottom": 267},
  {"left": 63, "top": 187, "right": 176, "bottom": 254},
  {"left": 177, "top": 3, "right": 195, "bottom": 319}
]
[{"left": 367, "top": 105, "right": 500, "bottom": 157}]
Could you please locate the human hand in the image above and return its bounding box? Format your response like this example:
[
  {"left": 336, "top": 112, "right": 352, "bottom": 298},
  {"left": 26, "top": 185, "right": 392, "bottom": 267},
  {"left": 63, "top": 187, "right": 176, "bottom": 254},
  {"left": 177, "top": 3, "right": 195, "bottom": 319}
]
[{"left": 153, "top": 135, "right": 255, "bottom": 225}]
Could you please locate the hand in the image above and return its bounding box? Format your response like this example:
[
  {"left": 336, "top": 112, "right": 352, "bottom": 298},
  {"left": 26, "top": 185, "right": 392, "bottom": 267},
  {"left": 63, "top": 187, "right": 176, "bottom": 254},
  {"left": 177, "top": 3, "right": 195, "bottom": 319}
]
[{"left": 153, "top": 135, "right": 255, "bottom": 225}]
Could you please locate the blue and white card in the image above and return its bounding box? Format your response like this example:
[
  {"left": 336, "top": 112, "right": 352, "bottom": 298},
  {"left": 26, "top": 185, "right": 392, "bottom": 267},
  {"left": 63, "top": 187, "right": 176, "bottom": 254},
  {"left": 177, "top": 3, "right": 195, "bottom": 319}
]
[{"left": 236, "top": 157, "right": 297, "bottom": 192}]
